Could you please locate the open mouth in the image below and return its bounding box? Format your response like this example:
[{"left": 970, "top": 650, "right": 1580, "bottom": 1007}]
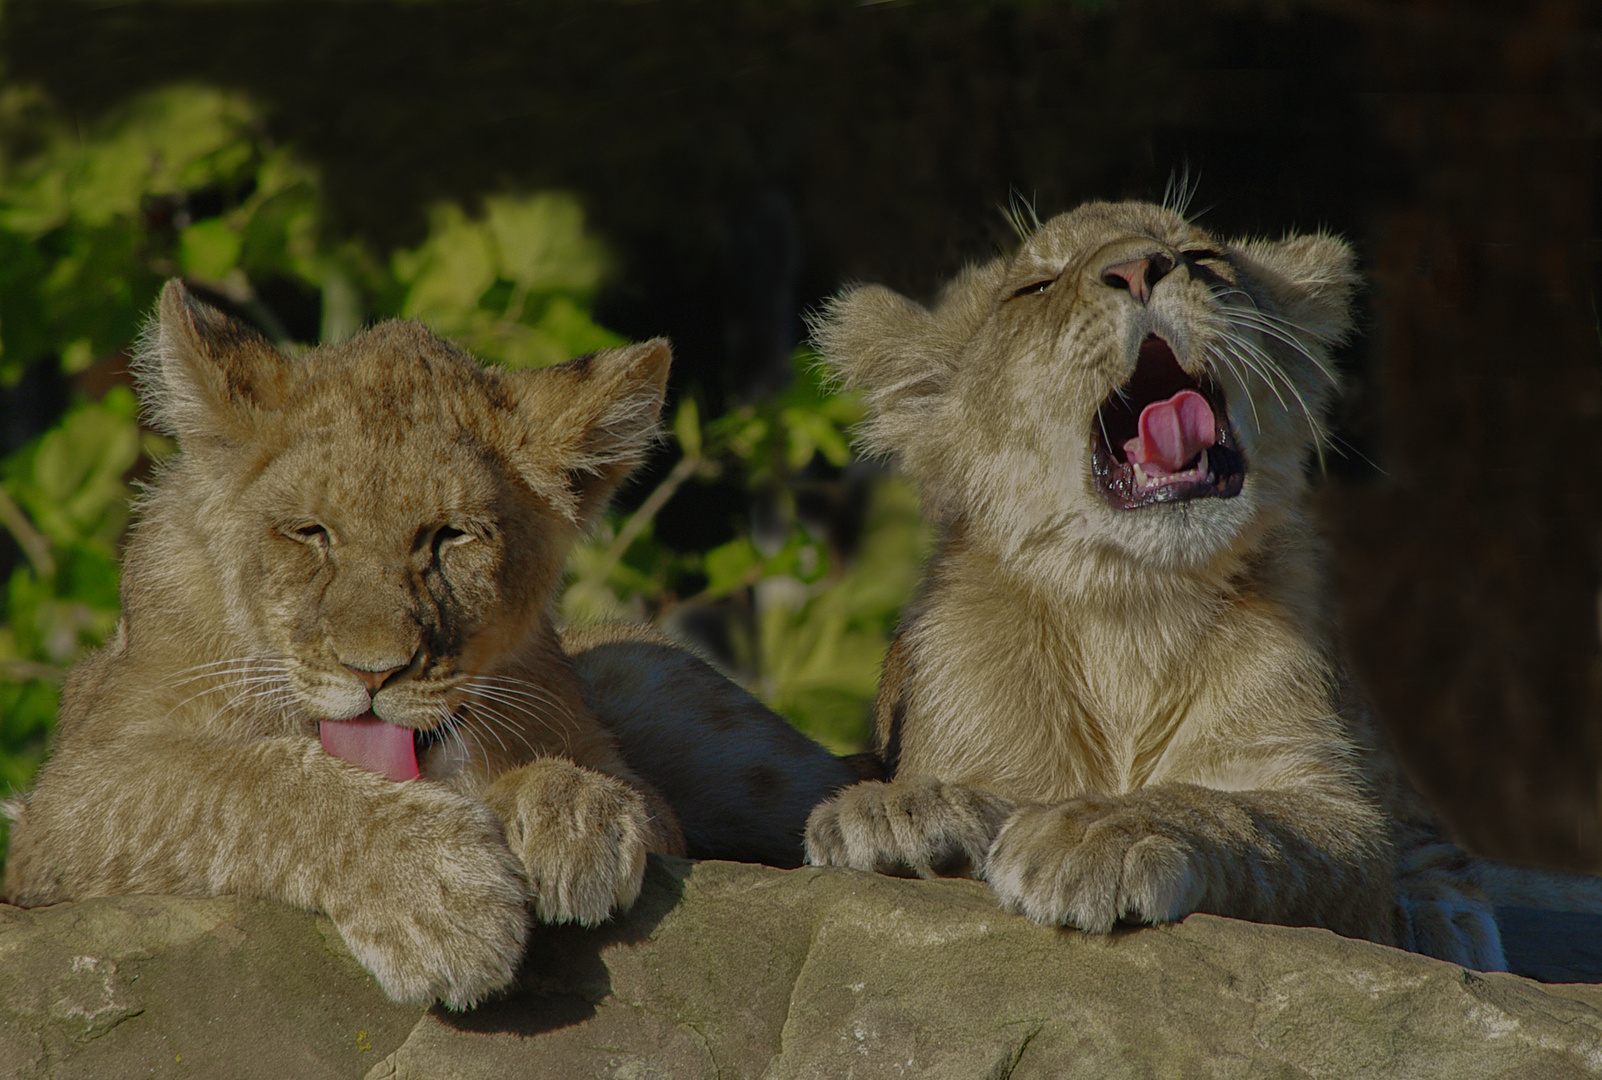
[{"left": 1091, "top": 334, "right": 1246, "bottom": 510}]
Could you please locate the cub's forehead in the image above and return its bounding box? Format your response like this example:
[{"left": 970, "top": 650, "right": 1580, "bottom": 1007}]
[
  {"left": 256, "top": 423, "right": 508, "bottom": 520},
  {"left": 1020, "top": 201, "right": 1214, "bottom": 263},
  {"left": 290, "top": 327, "right": 515, "bottom": 426}
]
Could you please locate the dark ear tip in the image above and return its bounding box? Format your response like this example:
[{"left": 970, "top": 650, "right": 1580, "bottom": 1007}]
[
  {"left": 158, "top": 277, "right": 193, "bottom": 319},
  {"left": 636, "top": 336, "right": 673, "bottom": 363},
  {"left": 629, "top": 337, "right": 673, "bottom": 386},
  {"left": 158, "top": 277, "right": 226, "bottom": 332}
]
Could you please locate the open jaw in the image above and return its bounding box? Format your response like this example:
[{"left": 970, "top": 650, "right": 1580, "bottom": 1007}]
[{"left": 1090, "top": 334, "right": 1246, "bottom": 511}]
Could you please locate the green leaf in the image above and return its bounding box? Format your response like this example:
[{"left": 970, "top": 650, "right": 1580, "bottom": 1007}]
[
  {"left": 525, "top": 295, "right": 623, "bottom": 361},
  {"left": 179, "top": 218, "right": 244, "bottom": 279},
  {"left": 703, "top": 537, "right": 762, "bottom": 597},
  {"left": 484, "top": 193, "right": 606, "bottom": 296},
  {"left": 673, "top": 397, "right": 702, "bottom": 459},
  {"left": 395, "top": 202, "right": 498, "bottom": 321},
  {"left": 8, "top": 392, "right": 141, "bottom": 551}
]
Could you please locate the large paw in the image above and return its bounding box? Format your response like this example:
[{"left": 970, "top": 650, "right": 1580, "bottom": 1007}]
[
  {"left": 1395, "top": 892, "right": 1506, "bottom": 971},
  {"left": 804, "top": 776, "right": 1015, "bottom": 878},
  {"left": 985, "top": 798, "right": 1204, "bottom": 933},
  {"left": 330, "top": 791, "right": 529, "bottom": 1011},
  {"left": 484, "top": 758, "right": 651, "bottom": 927},
  {"left": 1394, "top": 845, "right": 1507, "bottom": 971}
]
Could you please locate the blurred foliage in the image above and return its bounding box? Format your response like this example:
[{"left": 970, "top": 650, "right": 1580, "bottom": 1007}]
[
  {"left": 0, "top": 82, "right": 926, "bottom": 859},
  {"left": 564, "top": 357, "right": 928, "bottom": 752}
]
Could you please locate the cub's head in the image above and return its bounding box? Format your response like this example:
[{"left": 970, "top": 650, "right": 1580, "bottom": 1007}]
[
  {"left": 814, "top": 200, "right": 1358, "bottom": 578},
  {"left": 133, "top": 280, "right": 668, "bottom": 756}
]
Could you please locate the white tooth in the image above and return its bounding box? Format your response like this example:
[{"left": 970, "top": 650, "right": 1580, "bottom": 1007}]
[{"left": 1134, "top": 462, "right": 1148, "bottom": 487}]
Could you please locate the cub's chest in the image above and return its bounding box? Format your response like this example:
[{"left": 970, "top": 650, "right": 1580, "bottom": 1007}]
[{"left": 900, "top": 595, "right": 1206, "bottom": 802}]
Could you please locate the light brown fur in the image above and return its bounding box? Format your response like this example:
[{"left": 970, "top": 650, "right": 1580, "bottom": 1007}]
[
  {"left": 804, "top": 199, "right": 1545, "bottom": 965},
  {"left": 2, "top": 282, "right": 697, "bottom": 1009}
]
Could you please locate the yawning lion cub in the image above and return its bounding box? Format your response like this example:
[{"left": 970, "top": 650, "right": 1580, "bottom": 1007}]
[{"left": 806, "top": 199, "right": 1602, "bottom": 967}]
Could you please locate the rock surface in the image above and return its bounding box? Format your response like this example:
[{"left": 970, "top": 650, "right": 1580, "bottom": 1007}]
[{"left": 3, "top": 859, "right": 1601, "bottom": 1079}]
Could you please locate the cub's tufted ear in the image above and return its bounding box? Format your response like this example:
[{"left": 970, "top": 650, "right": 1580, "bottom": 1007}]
[
  {"left": 136, "top": 279, "right": 291, "bottom": 448},
  {"left": 812, "top": 260, "right": 1004, "bottom": 462},
  {"left": 811, "top": 284, "right": 940, "bottom": 397},
  {"left": 507, "top": 339, "right": 671, "bottom": 527},
  {"left": 1232, "top": 233, "right": 1361, "bottom": 347},
  {"left": 810, "top": 284, "right": 952, "bottom": 461}
]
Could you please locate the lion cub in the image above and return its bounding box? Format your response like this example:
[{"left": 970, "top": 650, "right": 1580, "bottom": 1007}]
[
  {"left": 1, "top": 281, "right": 848, "bottom": 1009},
  {"left": 805, "top": 200, "right": 1522, "bottom": 966}
]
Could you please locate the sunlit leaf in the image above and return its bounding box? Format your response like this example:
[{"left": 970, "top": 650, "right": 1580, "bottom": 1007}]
[
  {"left": 703, "top": 537, "right": 762, "bottom": 598},
  {"left": 484, "top": 193, "right": 606, "bottom": 296},
  {"left": 673, "top": 397, "right": 702, "bottom": 459},
  {"left": 180, "top": 218, "right": 244, "bottom": 279},
  {"left": 395, "top": 202, "right": 498, "bottom": 321}
]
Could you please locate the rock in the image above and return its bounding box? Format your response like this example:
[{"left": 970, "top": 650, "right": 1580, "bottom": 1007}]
[
  {"left": 3, "top": 859, "right": 1600, "bottom": 1079},
  {"left": 0, "top": 893, "right": 420, "bottom": 1078}
]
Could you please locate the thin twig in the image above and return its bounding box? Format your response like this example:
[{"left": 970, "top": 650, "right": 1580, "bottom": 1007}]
[
  {"left": 592, "top": 452, "right": 704, "bottom": 583},
  {"left": 0, "top": 486, "right": 55, "bottom": 580},
  {"left": 0, "top": 657, "right": 66, "bottom": 684}
]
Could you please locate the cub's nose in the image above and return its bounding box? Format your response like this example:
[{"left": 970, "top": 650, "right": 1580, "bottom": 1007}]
[
  {"left": 1101, "top": 251, "right": 1175, "bottom": 305},
  {"left": 343, "top": 664, "right": 405, "bottom": 692}
]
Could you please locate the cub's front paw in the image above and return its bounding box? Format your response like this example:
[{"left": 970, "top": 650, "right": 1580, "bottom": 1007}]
[
  {"left": 484, "top": 758, "right": 651, "bottom": 927},
  {"left": 804, "top": 776, "right": 1014, "bottom": 879},
  {"left": 1395, "top": 890, "right": 1506, "bottom": 971},
  {"left": 332, "top": 792, "right": 529, "bottom": 1011},
  {"left": 985, "top": 799, "right": 1204, "bottom": 933},
  {"left": 1394, "top": 847, "right": 1506, "bottom": 971}
]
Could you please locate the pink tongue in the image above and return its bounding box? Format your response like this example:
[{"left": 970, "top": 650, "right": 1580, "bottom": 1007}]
[
  {"left": 319, "top": 714, "right": 419, "bottom": 782},
  {"left": 1121, "top": 389, "right": 1217, "bottom": 475}
]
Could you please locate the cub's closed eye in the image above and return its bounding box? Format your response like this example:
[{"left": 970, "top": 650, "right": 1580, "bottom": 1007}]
[
  {"left": 286, "top": 524, "right": 329, "bottom": 546},
  {"left": 429, "top": 525, "right": 472, "bottom": 557},
  {"left": 1009, "top": 278, "right": 1057, "bottom": 299},
  {"left": 1183, "top": 248, "right": 1227, "bottom": 263}
]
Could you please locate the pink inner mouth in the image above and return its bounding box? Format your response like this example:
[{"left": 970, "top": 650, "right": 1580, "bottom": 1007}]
[
  {"left": 319, "top": 713, "right": 419, "bottom": 781},
  {"left": 1121, "top": 388, "right": 1218, "bottom": 482},
  {"left": 1091, "top": 333, "right": 1244, "bottom": 509}
]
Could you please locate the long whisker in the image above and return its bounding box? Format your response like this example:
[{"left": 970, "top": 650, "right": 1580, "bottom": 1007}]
[
  {"left": 1227, "top": 330, "right": 1324, "bottom": 440},
  {"left": 427, "top": 703, "right": 472, "bottom": 770},
  {"left": 1218, "top": 304, "right": 1339, "bottom": 387},
  {"left": 163, "top": 658, "right": 295, "bottom": 687},
  {"left": 1220, "top": 331, "right": 1330, "bottom": 469},
  {"left": 1204, "top": 344, "right": 1263, "bottom": 435},
  {"left": 463, "top": 684, "right": 568, "bottom": 727},
  {"left": 465, "top": 702, "right": 513, "bottom": 757},
  {"left": 167, "top": 672, "right": 294, "bottom": 718},
  {"left": 461, "top": 700, "right": 545, "bottom": 759},
  {"left": 1209, "top": 285, "right": 1341, "bottom": 387},
  {"left": 1230, "top": 336, "right": 1325, "bottom": 447},
  {"left": 464, "top": 676, "right": 578, "bottom": 726},
  {"left": 1215, "top": 330, "right": 1293, "bottom": 413}
]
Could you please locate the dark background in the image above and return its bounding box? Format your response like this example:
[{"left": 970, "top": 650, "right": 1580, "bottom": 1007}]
[{"left": 5, "top": 0, "right": 1600, "bottom": 869}]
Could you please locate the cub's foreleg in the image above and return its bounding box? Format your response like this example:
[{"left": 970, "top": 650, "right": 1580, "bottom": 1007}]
[
  {"left": 984, "top": 783, "right": 1394, "bottom": 942},
  {"left": 7, "top": 736, "right": 529, "bottom": 1009},
  {"left": 804, "top": 775, "right": 1016, "bottom": 879}
]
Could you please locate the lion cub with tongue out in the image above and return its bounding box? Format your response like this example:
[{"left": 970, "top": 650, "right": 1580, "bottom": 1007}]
[
  {"left": 806, "top": 199, "right": 1510, "bottom": 966},
  {"left": 0, "top": 281, "right": 848, "bottom": 1010}
]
